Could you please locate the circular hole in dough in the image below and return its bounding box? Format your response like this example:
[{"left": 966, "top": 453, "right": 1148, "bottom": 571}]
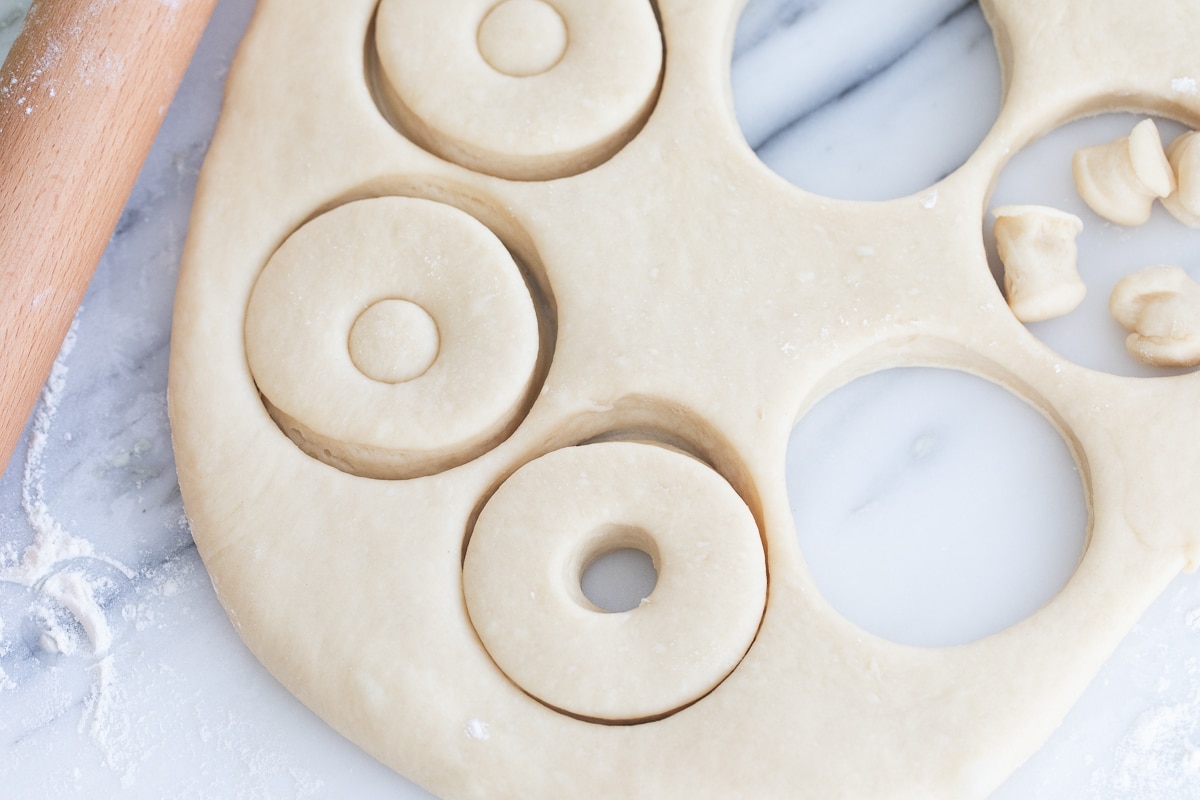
[
  {"left": 371, "top": 0, "right": 663, "bottom": 181},
  {"left": 463, "top": 441, "right": 766, "bottom": 722},
  {"left": 579, "top": 534, "right": 659, "bottom": 614},
  {"left": 477, "top": 0, "right": 568, "bottom": 78},
  {"left": 787, "top": 367, "right": 1086, "bottom": 648},
  {"left": 730, "top": 0, "right": 1001, "bottom": 201},
  {"left": 245, "top": 196, "right": 542, "bottom": 480},
  {"left": 985, "top": 112, "right": 1200, "bottom": 377},
  {"left": 348, "top": 298, "right": 440, "bottom": 384}
]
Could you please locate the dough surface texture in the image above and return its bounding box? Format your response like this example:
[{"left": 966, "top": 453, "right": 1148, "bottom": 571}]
[{"left": 169, "top": 1, "right": 1200, "bottom": 798}]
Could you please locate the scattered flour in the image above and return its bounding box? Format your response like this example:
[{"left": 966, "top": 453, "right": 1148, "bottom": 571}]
[
  {"left": 79, "top": 655, "right": 138, "bottom": 788},
  {"left": 1185, "top": 606, "right": 1200, "bottom": 631},
  {"left": 41, "top": 569, "right": 115, "bottom": 654},
  {"left": 1103, "top": 702, "right": 1200, "bottom": 798},
  {"left": 1088, "top": 602, "right": 1200, "bottom": 799},
  {"left": 465, "top": 718, "right": 491, "bottom": 741},
  {"left": 3, "top": 322, "right": 128, "bottom": 585},
  {"left": 0, "top": 613, "right": 13, "bottom": 690},
  {"left": 0, "top": 319, "right": 140, "bottom": 779},
  {"left": 1, "top": 320, "right": 131, "bottom": 645},
  {"left": 1171, "top": 76, "right": 1199, "bottom": 95}
]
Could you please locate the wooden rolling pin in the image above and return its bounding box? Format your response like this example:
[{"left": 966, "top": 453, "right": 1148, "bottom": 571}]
[{"left": 0, "top": 0, "right": 218, "bottom": 474}]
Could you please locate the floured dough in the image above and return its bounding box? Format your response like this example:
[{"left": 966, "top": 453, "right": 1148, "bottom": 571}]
[{"left": 168, "top": 1, "right": 1200, "bottom": 798}]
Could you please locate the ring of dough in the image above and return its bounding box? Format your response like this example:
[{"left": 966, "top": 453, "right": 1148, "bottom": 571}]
[
  {"left": 244, "top": 196, "right": 540, "bottom": 479},
  {"left": 462, "top": 441, "right": 767, "bottom": 722},
  {"left": 373, "top": 0, "right": 663, "bottom": 181}
]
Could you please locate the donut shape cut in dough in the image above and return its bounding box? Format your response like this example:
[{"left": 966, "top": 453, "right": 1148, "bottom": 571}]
[
  {"left": 170, "top": 0, "right": 1200, "bottom": 798},
  {"left": 463, "top": 441, "right": 766, "bottom": 722},
  {"left": 372, "top": 0, "right": 663, "bottom": 181},
  {"left": 244, "top": 196, "right": 541, "bottom": 479}
]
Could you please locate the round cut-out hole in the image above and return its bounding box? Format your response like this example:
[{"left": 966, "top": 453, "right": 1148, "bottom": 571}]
[
  {"left": 731, "top": 0, "right": 1001, "bottom": 201},
  {"left": 348, "top": 298, "right": 440, "bottom": 384},
  {"left": 787, "top": 367, "right": 1086, "bottom": 647},
  {"left": 477, "top": 0, "right": 568, "bottom": 78},
  {"left": 580, "top": 548, "right": 658, "bottom": 613},
  {"left": 986, "top": 113, "right": 1200, "bottom": 377}
]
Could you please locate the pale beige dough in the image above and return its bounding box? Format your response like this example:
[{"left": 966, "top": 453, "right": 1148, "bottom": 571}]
[
  {"left": 476, "top": 0, "right": 567, "bottom": 78},
  {"left": 993, "top": 204, "right": 1085, "bottom": 322},
  {"left": 1163, "top": 130, "right": 1200, "bottom": 226},
  {"left": 373, "top": 0, "right": 662, "bottom": 180},
  {"left": 169, "top": 1, "right": 1200, "bottom": 798},
  {"left": 243, "top": 197, "right": 540, "bottom": 479},
  {"left": 1072, "top": 118, "right": 1175, "bottom": 226},
  {"left": 1110, "top": 264, "right": 1200, "bottom": 367},
  {"left": 348, "top": 298, "right": 441, "bottom": 385},
  {"left": 463, "top": 441, "right": 766, "bottom": 722}
]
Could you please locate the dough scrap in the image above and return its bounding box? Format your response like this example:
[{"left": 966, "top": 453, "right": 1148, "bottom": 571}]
[
  {"left": 169, "top": 1, "right": 1200, "bottom": 798},
  {"left": 993, "top": 204, "right": 1085, "bottom": 322},
  {"left": 1072, "top": 118, "right": 1175, "bottom": 226},
  {"left": 1110, "top": 264, "right": 1200, "bottom": 367},
  {"left": 1163, "top": 130, "right": 1200, "bottom": 227}
]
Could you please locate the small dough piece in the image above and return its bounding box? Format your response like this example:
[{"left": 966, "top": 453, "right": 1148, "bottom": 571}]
[
  {"left": 374, "top": 0, "right": 662, "bottom": 180},
  {"left": 993, "top": 205, "right": 1086, "bottom": 323},
  {"left": 244, "top": 197, "right": 540, "bottom": 479},
  {"left": 463, "top": 442, "right": 766, "bottom": 722},
  {"left": 1163, "top": 131, "right": 1200, "bottom": 227},
  {"left": 1109, "top": 265, "right": 1200, "bottom": 367},
  {"left": 1073, "top": 118, "right": 1175, "bottom": 226}
]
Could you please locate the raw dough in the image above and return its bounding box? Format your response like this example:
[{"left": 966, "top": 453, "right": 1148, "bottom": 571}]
[
  {"left": 169, "top": 1, "right": 1200, "bottom": 798},
  {"left": 373, "top": 0, "right": 662, "bottom": 180},
  {"left": 476, "top": 0, "right": 567, "bottom": 78},
  {"left": 1110, "top": 264, "right": 1200, "bottom": 367},
  {"left": 1072, "top": 117, "right": 1175, "bottom": 226},
  {"left": 463, "top": 441, "right": 766, "bottom": 722},
  {"left": 992, "top": 204, "right": 1085, "bottom": 322},
  {"left": 243, "top": 197, "right": 540, "bottom": 479},
  {"left": 1163, "top": 130, "right": 1200, "bottom": 226}
]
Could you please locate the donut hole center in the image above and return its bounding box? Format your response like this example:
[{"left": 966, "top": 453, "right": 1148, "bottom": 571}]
[
  {"left": 578, "top": 525, "right": 659, "bottom": 613},
  {"left": 348, "top": 298, "right": 440, "bottom": 384},
  {"left": 788, "top": 367, "right": 1087, "bottom": 647},
  {"left": 477, "top": 0, "right": 568, "bottom": 78}
]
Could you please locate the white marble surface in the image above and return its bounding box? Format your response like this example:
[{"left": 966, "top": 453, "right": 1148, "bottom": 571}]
[{"left": 1, "top": 0, "right": 1199, "bottom": 797}]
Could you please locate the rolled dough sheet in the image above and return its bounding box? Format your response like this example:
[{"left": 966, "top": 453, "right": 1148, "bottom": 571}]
[{"left": 168, "top": 0, "right": 1200, "bottom": 797}]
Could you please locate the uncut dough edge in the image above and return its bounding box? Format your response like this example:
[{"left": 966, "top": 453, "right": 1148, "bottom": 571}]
[{"left": 167, "top": 1, "right": 1200, "bottom": 798}]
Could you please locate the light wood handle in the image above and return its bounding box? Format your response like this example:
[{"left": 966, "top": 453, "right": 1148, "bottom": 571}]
[{"left": 0, "top": 0, "right": 218, "bottom": 473}]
